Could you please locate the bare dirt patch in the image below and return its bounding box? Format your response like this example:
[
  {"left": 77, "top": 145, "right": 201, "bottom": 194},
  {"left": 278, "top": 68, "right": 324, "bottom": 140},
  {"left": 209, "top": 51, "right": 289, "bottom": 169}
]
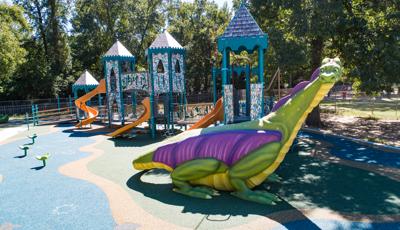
[{"left": 315, "top": 114, "right": 400, "bottom": 147}]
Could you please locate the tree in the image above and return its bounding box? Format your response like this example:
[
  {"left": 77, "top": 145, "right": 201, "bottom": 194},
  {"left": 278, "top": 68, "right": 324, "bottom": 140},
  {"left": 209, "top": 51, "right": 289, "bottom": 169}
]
[
  {"left": 248, "top": 0, "right": 399, "bottom": 127},
  {"left": 168, "top": 0, "right": 230, "bottom": 93},
  {"left": 0, "top": 3, "right": 29, "bottom": 96},
  {"left": 11, "top": 0, "right": 73, "bottom": 98},
  {"left": 71, "top": 0, "right": 165, "bottom": 79}
]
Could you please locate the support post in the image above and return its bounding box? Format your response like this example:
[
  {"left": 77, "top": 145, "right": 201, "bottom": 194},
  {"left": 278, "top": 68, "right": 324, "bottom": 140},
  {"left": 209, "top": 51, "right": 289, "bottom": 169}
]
[
  {"left": 182, "top": 51, "right": 187, "bottom": 121},
  {"left": 168, "top": 51, "right": 174, "bottom": 133},
  {"left": 118, "top": 61, "right": 125, "bottom": 126},
  {"left": 98, "top": 94, "right": 102, "bottom": 119},
  {"left": 148, "top": 52, "right": 156, "bottom": 139},
  {"left": 246, "top": 64, "right": 251, "bottom": 117},
  {"left": 104, "top": 60, "right": 112, "bottom": 128},
  {"left": 35, "top": 104, "right": 39, "bottom": 125},
  {"left": 131, "top": 92, "right": 137, "bottom": 118},
  {"left": 73, "top": 88, "right": 79, "bottom": 120},
  {"left": 212, "top": 66, "right": 217, "bottom": 105},
  {"left": 180, "top": 93, "right": 184, "bottom": 120},
  {"left": 221, "top": 48, "right": 228, "bottom": 124},
  {"left": 258, "top": 46, "right": 265, "bottom": 117},
  {"left": 85, "top": 87, "right": 91, "bottom": 106}
]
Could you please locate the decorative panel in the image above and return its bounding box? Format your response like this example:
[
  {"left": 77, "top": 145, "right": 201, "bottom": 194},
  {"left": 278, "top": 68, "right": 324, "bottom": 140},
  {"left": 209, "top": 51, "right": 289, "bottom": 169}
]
[
  {"left": 152, "top": 53, "right": 169, "bottom": 94},
  {"left": 106, "top": 60, "right": 123, "bottom": 121},
  {"left": 172, "top": 53, "right": 185, "bottom": 93},
  {"left": 122, "top": 72, "right": 149, "bottom": 92},
  {"left": 250, "top": 83, "right": 263, "bottom": 120},
  {"left": 223, "top": 85, "right": 234, "bottom": 123}
]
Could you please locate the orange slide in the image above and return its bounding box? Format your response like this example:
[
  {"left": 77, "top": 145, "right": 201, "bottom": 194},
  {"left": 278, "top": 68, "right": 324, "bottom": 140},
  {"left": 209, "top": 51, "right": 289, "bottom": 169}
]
[
  {"left": 107, "top": 97, "right": 151, "bottom": 137},
  {"left": 188, "top": 98, "right": 224, "bottom": 130},
  {"left": 75, "top": 79, "right": 106, "bottom": 128}
]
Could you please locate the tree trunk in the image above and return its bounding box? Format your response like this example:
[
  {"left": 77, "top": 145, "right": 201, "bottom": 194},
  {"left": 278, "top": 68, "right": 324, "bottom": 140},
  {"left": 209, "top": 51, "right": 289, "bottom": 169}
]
[
  {"left": 306, "top": 105, "right": 323, "bottom": 127},
  {"left": 33, "top": 0, "right": 48, "bottom": 57},
  {"left": 306, "top": 36, "right": 324, "bottom": 127},
  {"left": 49, "top": 0, "right": 60, "bottom": 74}
]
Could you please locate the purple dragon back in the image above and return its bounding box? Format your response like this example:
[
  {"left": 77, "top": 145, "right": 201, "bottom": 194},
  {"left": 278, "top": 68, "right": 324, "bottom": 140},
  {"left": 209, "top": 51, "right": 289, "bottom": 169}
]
[
  {"left": 153, "top": 130, "right": 282, "bottom": 168},
  {"left": 271, "top": 68, "right": 320, "bottom": 112}
]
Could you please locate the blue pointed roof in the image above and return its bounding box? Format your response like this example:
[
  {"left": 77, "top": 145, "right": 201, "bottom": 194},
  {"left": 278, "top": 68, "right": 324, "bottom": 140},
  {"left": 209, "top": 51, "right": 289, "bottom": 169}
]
[
  {"left": 220, "top": 4, "right": 265, "bottom": 39},
  {"left": 218, "top": 3, "right": 268, "bottom": 53}
]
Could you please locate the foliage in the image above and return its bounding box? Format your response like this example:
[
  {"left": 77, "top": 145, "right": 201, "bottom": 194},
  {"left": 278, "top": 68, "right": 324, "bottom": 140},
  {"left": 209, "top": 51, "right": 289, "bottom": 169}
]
[
  {"left": 71, "top": 0, "right": 165, "bottom": 78},
  {"left": 0, "top": 0, "right": 398, "bottom": 104},
  {"left": 168, "top": 0, "right": 231, "bottom": 93},
  {"left": 0, "top": 3, "right": 29, "bottom": 95},
  {"left": 0, "top": 0, "right": 73, "bottom": 99},
  {"left": 246, "top": 0, "right": 399, "bottom": 127},
  {"left": 249, "top": 0, "right": 399, "bottom": 93}
]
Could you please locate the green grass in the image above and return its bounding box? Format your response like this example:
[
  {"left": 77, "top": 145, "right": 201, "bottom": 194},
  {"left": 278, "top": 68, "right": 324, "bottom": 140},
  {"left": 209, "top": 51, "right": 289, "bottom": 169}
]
[{"left": 321, "top": 100, "right": 399, "bottom": 120}]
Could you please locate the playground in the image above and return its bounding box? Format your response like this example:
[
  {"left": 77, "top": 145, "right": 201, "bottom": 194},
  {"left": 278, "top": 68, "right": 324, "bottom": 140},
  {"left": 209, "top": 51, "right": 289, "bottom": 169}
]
[
  {"left": 1, "top": 122, "right": 399, "bottom": 229},
  {"left": 1, "top": 2, "right": 400, "bottom": 230}
]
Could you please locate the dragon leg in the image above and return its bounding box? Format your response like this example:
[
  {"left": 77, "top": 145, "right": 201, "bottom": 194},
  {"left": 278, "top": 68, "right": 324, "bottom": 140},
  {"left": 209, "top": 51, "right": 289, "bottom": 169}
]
[
  {"left": 171, "top": 159, "right": 227, "bottom": 199},
  {"left": 228, "top": 142, "right": 282, "bottom": 205},
  {"left": 266, "top": 173, "right": 282, "bottom": 183}
]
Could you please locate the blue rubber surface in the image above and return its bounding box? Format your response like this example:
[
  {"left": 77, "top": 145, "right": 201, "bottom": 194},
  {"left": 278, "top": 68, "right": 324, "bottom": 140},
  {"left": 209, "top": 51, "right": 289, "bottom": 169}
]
[
  {"left": 0, "top": 125, "right": 115, "bottom": 230},
  {"left": 299, "top": 131, "right": 400, "bottom": 168}
]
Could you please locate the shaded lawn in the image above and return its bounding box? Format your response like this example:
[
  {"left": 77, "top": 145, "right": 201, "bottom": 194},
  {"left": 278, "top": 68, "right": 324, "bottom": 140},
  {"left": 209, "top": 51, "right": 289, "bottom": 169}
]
[{"left": 321, "top": 101, "right": 399, "bottom": 120}]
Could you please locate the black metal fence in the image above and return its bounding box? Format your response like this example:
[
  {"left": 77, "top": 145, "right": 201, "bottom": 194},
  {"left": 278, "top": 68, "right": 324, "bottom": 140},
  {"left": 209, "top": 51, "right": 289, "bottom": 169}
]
[
  {"left": 2, "top": 90, "right": 398, "bottom": 121},
  {"left": 0, "top": 97, "right": 74, "bottom": 115}
]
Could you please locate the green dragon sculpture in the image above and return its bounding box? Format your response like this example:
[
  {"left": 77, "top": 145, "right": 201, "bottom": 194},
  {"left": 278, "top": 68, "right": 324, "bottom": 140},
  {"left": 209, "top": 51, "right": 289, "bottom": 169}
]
[{"left": 133, "top": 58, "right": 343, "bottom": 204}]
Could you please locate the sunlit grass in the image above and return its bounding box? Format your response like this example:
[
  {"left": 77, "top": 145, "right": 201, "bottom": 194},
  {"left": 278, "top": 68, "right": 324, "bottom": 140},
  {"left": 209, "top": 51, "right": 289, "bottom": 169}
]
[{"left": 321, "top": 100, "right": 399, "bottom": 120}]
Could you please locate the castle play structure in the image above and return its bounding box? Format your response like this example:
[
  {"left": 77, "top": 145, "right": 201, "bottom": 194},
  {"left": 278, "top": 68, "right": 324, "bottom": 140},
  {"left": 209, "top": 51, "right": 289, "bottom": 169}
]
[
  {"left": 75, "top": 4, "right": 270, "bottom": 138},
  {"left": 75, "top": 32, "right": 186, "bottom": 138},
  {"left": 73, "top": 3, "right": 345, "bottom": 205},
  {"left": 213, "top": 4, "right": 268, "bottom": 123}
]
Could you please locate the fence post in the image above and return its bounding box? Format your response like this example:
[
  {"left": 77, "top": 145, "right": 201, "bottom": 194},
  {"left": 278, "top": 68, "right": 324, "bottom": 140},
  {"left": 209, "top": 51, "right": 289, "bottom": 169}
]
[
  {"left": 69, "top": 95, "right": 73, "bottom": 116},
  {"left": 35, "top": 104, "right": 39, "bottom": 125},
  {"left": 31, "top": 104, "right": 35, "bottom": 126},
  {"left": 25, "top": 112, "right": 29, "bottom": 130},
  {"left": 57, "top": 95, "right": 60, "bottom": 113}
]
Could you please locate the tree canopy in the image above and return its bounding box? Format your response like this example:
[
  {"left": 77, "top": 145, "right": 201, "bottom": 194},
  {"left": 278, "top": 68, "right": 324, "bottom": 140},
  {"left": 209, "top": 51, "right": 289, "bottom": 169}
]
[{"left": 0, "top": 0, "right": 398, "bottom": 100}]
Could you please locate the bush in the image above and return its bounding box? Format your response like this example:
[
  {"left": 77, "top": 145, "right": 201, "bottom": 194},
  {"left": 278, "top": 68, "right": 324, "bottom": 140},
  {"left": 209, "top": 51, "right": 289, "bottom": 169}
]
[{"left": 0, "top": 114, "right": 9, "bottom": 123}]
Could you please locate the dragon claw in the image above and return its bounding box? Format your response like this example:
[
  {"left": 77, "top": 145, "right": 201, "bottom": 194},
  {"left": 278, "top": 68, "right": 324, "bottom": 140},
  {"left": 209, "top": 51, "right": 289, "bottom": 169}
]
[
  {"left": 266, "top": 173, "right": 282, "bottom": 183},
  {"left": 231, "top": 190, "right": 280, "bottom": 205},
  {"left": 193, "top": 186, "right": 220, "bottom": 196},
  {"left": 173, "top": 188, "right": 213, "bottom": 199}
]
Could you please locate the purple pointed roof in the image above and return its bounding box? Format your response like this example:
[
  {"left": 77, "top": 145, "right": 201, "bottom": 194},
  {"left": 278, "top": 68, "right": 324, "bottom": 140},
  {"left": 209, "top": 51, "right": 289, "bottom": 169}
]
[
  {"left": 104, "top": 41, "right": 134, "bottom": 57},
  {"left": 220, "top": 4, "right": 265, "bottom": 39},
  {"left": 149, "top": 31, "right": 183, "bottom": 49},
  {"left": 73, "top": 70, "right": 98, "bottom": 86}
]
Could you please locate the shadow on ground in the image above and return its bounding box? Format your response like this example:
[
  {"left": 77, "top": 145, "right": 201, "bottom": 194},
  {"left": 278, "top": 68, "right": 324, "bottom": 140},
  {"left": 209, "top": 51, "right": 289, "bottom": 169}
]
[
  {"left": 61, "top": 124, "right": 111, "bottom": 137},
  {"left": 110, "top": 134, "right": 167, "bottom": 147},
  {"left": 127, "top": 137, "right": 400, "bottom": 224},
  {"left": 127, "top": 170, "right": 321, "bottom": 229},
  {"left": 30, "top": 165, "right": 45, "bottom": 170},
  {"left": 275, "top": 137, "right": 400, "bottom": 217}
]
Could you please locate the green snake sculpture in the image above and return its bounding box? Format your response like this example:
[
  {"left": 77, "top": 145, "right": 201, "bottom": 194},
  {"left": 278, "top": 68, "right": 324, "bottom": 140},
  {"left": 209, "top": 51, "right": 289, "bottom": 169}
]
[{"left": 133, "top": 58, "right": 343, "bottom": 204}]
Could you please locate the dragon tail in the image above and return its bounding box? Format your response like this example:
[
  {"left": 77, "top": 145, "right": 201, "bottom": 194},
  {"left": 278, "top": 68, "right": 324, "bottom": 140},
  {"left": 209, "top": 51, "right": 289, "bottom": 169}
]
[{"left": 133, "top": 152, "right": 173, "bottom": 172}]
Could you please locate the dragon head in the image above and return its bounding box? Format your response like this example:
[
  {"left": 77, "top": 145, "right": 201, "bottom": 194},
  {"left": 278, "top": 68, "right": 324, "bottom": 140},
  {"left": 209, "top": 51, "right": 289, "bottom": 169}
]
[{"left": 319, "top": 57, "right": 343, "bottom": 83}]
